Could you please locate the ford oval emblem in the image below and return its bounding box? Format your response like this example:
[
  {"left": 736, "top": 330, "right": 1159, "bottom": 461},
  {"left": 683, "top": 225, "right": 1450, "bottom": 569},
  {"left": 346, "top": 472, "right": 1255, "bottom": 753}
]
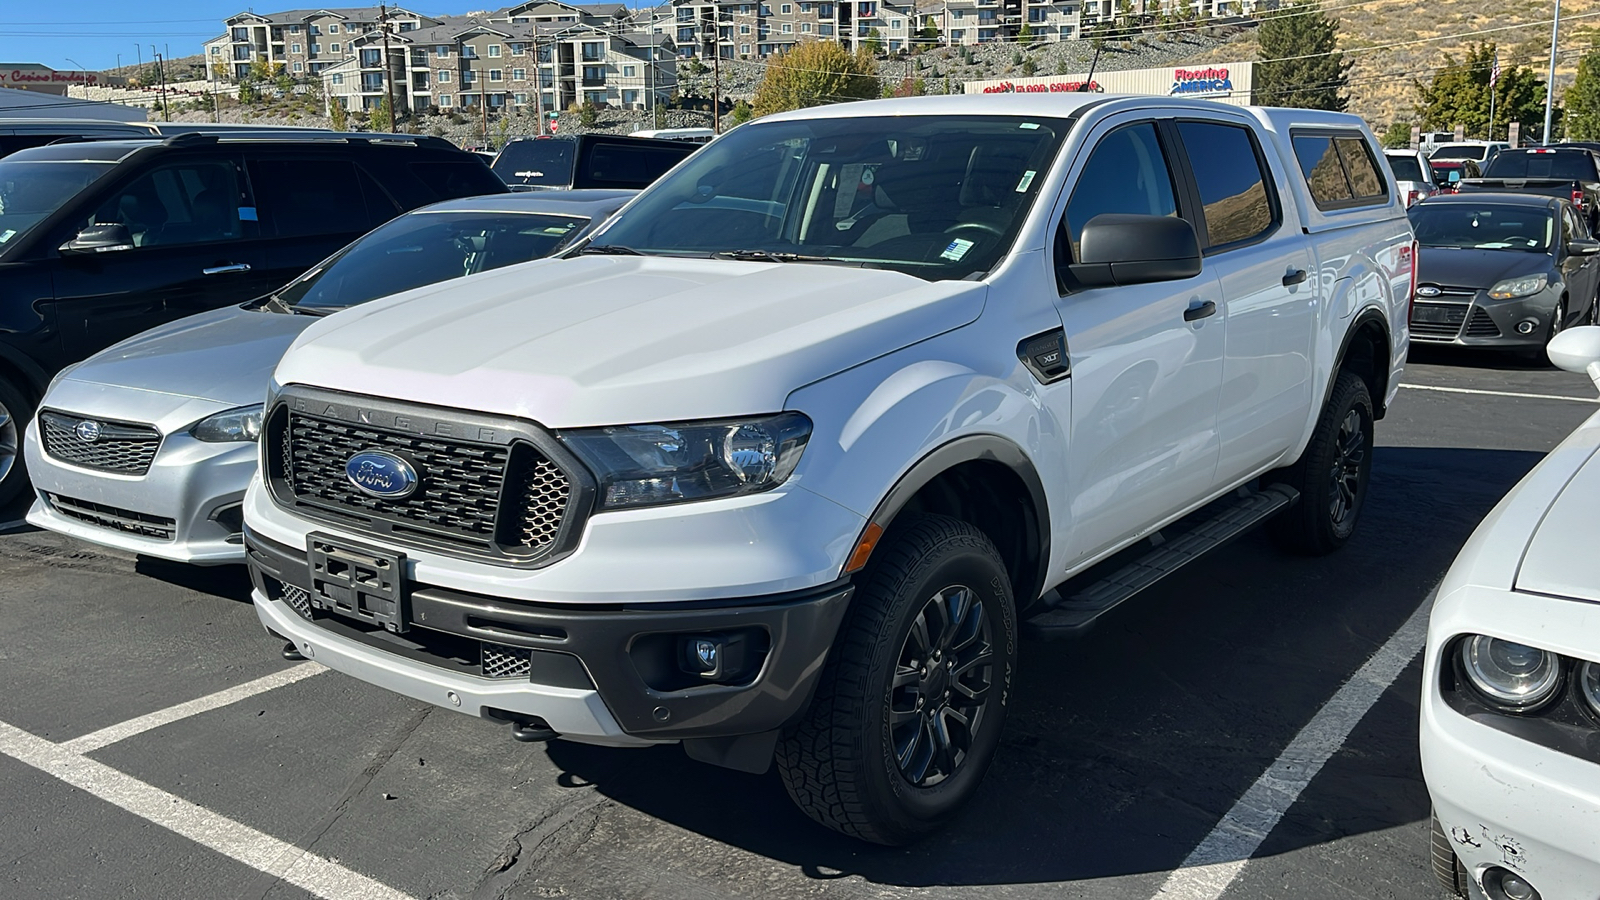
[
  {"left": 345, "top": 450, "right": 418, "bottom": 499},
  {"left": 1415, "top": 285, "right": 1442, "bottom": 298},
  {"left": 74, "top": 420, "right": 102, "bottom": 442}
]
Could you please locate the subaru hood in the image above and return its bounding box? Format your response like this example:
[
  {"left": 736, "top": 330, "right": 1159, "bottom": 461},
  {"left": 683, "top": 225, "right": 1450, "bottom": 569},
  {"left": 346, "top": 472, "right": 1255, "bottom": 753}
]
[
  {"left": 61, "top": 304, "right": 314, "bottom": 406},
  {"left": 275, "top": 255, "right": 986, "bottom": 427}
]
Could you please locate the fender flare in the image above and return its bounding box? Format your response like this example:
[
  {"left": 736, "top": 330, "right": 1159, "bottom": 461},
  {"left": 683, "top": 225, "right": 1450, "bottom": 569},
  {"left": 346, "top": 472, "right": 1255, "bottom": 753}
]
[
  {"left": 860, "top": 434, "right": 1052, "bottom": 605},
  {"left": 1325, "top": 306, "right": 1392, "bottom": 418}
]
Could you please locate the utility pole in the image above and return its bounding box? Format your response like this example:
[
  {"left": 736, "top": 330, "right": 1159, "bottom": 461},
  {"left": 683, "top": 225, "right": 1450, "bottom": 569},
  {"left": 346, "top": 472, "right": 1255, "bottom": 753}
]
[
  {"left": 1545, "top": 0, "right": 1561, "bottom": 144},
  {"left": 380, "top": 5, "right": 401, "bottom": 133},
  {"left": 1488, "top": 48, "right": 1498, "bottom": 141},
  {"left": 152, "top": 47, "right": 170, "bottom": 121},
  {"left": 532, "top": 35, "right": 545, "bottom": 136}
]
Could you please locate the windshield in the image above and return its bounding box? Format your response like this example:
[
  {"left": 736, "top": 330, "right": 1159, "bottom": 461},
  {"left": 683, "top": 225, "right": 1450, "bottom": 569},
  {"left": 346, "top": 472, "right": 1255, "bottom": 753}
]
[
  {"left": 1485, "top": 151, "right": 1596, "bottom": 180},
  {"left": 492, "top": 140, "right": 576, "bottom": 187},
  {"left": 275, "top": 209, "right": 593, "bottom": 311},
  {"left": 1432, "top": 144, "right": 1488, "bottom": 160},
  {"left": 0, "top": 159, "right": 117, "bottom": 249},
  {"left": 1386, "top": 155, "right": 1425, "bottom": 182},
  {"left": 1409, "top": 204, "right": 1552, "bottom": 252},
  {"left": 590, "top": 114, "right": 1069, "bottom": 281}
]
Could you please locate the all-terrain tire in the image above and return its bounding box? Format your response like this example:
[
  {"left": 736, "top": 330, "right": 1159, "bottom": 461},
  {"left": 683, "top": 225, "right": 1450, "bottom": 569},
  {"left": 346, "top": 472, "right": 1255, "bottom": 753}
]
[
  {"left": 1267, "top": 371, "right": 1374, "bottom": 555},
  {"left": 1430, "top": 812, "right": 1471, "bottom": 897},
  {"left": 776, "top": 513, "right": 1017, "bottom": 845}
]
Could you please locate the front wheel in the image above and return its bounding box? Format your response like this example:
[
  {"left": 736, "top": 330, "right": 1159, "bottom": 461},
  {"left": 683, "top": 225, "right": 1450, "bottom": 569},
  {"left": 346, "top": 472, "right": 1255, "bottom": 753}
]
[
  {"left": 776, "top": 513, "right": 1017, "bottom": 845},
  {"left": 0, "top": 376, "right": 31, "bottom": 508},
  {"left": 1429, "top": 812, "right": 1470, "bottom": 897},
  {"left": 1267, "top": 371, "right": 1374, "bottom": 555}
]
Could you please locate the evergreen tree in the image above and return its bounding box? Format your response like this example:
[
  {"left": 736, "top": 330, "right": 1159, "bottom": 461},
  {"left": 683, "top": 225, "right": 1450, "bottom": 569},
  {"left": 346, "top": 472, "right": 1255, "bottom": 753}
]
[
  {"left": 1415, "top": 43, "right": 1549, "bottom": 141},
  {"left": 329, "top": 98, "right": 348, "bottom": 130},
  {"left": 1254, "top": 1, "right": 1350, "bottom": 110},
  {"left": 1379, "top": 121, "right": 1411, "bottom": 148},
  {"left": 1564, "top": 50, "right": 1600, "bottom": 141}
]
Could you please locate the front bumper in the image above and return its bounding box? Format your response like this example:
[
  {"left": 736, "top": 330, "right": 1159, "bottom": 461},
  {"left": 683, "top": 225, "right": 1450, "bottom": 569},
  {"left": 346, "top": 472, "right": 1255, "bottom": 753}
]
[
  {"left": 23, "top": 417, "right": 256, "bottom": 565},
  {"left": 246, "top": 528, "right": 853, "bottom": 744},
  {"left": 1409, "top": 288, "right": 1563, "bottom": 348},
  {"left": 1422, "top": 585, "right": 1600, "bottom": 900}
]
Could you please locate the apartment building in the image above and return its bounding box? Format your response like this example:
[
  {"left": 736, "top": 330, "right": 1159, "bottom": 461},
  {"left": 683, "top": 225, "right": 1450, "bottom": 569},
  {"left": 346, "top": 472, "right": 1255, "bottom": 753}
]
[{"left": 207, "top": 2, "right": 674, "bottom": 113}]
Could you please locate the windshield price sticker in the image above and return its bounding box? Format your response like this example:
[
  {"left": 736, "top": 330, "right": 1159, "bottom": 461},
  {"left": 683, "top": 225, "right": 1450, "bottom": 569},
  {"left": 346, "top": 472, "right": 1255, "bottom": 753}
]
[
  {"left": 941, "top": 238, "right": 975, "bottom": 261},
  {"left": 1016, "top": 170, "right": 1036, "bottom": 192}
]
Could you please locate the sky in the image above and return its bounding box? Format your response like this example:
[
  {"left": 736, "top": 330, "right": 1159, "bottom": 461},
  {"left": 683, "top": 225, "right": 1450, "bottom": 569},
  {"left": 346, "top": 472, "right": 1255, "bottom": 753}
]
[{"left": 0, "top": 1, "right": 459, "bottom": 72}]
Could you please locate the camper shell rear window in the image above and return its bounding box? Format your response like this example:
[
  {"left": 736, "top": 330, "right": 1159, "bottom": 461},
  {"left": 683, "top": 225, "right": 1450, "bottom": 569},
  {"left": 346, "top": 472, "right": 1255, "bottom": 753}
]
[{"left": 1291, "top": 131, "right": 1389, "bottom": 211}]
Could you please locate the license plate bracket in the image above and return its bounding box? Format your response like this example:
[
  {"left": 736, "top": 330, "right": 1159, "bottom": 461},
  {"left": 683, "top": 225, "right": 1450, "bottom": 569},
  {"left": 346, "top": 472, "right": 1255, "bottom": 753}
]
[
  {"left": 1411, "top": 304, "right": 1458, "bottom": 325},
  {"left": 307, "top": 534, "right": 409, "bottom": 633}
]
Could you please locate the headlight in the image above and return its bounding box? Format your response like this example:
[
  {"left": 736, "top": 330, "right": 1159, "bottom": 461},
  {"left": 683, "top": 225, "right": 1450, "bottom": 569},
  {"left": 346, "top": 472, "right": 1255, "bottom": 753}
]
[
  {"left": 1459, "top": 635, "right": 1560, "bottom": 710},
  {"left": 1487, "top": 273, "right": 1548, "bottom": 299},
  {"left": 562, "top": 412, "right": 810, "bottom": 509},
  {"left": 1581, "top": 661, "right": 1600, "bottom": 718},
  {"left": 191, "top": 404, "right": 263, "bottom": 443}
]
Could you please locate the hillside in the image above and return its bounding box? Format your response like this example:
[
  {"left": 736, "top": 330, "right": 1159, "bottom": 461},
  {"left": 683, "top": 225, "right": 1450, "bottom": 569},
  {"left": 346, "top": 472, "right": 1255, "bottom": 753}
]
[{"left": 1195, "top": 0, "right": 1600, "bottom": 130}]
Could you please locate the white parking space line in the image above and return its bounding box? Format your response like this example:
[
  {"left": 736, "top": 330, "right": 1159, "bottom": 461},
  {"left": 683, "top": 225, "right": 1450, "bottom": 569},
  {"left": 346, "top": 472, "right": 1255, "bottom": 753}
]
[
  {"left": 1401, "top": 383, "right": 1599, "bottom": 404},
  {"left": 1150, "top": 594, "right": 1433, "bottom": 900},
  {"left": 0, "top": 719, "right": 416, "bottom": 900},
  {"left": 62, "top": 662, "right": 324, "bottom": 754}
]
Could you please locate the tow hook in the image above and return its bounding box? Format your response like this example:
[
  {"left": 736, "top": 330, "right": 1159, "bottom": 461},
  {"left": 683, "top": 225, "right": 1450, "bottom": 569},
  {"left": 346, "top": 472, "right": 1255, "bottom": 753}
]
[{"left": 509, "top": 718, "right": 559, "bottom": 743}]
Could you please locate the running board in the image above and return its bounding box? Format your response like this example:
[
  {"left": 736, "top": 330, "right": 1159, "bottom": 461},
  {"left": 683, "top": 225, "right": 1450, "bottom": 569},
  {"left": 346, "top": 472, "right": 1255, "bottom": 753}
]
[{"left": 1026, "top": 485, "right": 1298, "bottom": 639}]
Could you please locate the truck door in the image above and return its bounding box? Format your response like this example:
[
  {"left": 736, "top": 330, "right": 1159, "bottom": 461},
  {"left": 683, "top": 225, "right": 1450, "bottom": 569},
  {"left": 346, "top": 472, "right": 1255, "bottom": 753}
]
[
  {"left": 1169, "top": 118, "right": 1316, "bottom": 487},
  {"left": 1048, "top": 117, "right": 1226, "bottom": 565}
]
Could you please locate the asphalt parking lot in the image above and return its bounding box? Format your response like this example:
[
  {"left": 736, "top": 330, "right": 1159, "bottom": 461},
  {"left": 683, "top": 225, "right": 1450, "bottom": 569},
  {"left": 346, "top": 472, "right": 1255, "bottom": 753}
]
[{"left": 1, "top": 345, "right": 1595, "bottom": 900}]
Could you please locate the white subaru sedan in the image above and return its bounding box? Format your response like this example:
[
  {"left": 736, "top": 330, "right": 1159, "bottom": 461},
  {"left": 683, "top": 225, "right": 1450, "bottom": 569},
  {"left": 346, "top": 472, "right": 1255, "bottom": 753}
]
[{"left": 1423, "top": 325, "right": 1600, "bottom": 900}]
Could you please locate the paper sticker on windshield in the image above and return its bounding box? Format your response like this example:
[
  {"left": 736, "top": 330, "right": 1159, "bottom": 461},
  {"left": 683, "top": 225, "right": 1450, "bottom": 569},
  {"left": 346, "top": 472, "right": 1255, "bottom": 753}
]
[
  {"left": 835, "top": 163, "right": 866, "bottom": 217},
  {"left": 1016, "top": 170, "right": 1036, "bottom": 192},
  {"left": 1020, "top": 122, "right": 1040, "bottom": 130},
  {"left": 941, "top": 238, "right": 975, "bottom": 261},
  {"left": 238, "top": 206, "right": 258, "bottom": 221},
  {"left": 0, "top": 229, "right": 14, "bottom": 244}
]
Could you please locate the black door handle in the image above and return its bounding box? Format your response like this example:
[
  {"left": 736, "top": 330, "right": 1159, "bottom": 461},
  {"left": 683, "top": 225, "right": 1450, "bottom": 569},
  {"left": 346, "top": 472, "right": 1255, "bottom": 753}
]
[
  {"left": 1283, "top": 268, "right": 1308, "bottom": 286},
  {"left": 1184, "top": 300, "right": 1217, "bottom": 321}
]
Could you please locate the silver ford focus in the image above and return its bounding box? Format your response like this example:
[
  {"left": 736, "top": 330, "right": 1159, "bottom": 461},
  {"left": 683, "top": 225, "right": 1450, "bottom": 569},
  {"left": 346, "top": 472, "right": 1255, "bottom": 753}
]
[{"left": 23, "top": 189, "right": 634, "bottom": 564}]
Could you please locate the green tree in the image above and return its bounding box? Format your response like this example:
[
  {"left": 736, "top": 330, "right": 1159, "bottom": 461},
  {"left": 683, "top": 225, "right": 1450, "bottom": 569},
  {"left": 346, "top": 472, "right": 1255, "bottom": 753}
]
[
  {"left": 329, "top": 98, "right": 348, "bottom": 130},
  {"left": 1415, "top": 43, "right": 1549, "bottom": 141},
  {"left": 1017, "top": 23, "right": 1034, "bottom": 46},
  {"left": 863, "top": 27, "right": 883, "bottom": 56},
  {"left": 919, "top": 21, "right": 939, "bottom": 47},
  {"left": 370, "top": 94, "right": 393, "bottom": 133},
  {"left": 1021, "top": 57, "right": 1036, "bottom": 76},
  {"left": 1564, "top": 50, "right": 1600, "bottom": 141},
  {"left": 1379, "top": 121, "right": 1412, "bottom": 148},
  {"left": 1255, "top": 1, "right": 1350, "bottom": 110},
  {"left": 753, "top": 41, "right": 878, "bottom": 116},
  {"left": 578, "top": 101, "right": 599, "bottom": 128},
  {"left": 730, "top": 98, "right": 753, "bottom": 125}
]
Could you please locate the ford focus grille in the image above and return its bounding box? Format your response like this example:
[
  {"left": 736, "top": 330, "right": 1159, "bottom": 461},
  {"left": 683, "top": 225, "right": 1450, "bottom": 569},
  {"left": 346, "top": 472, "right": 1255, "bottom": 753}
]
[{"left": 39, "top": 411, "right": 162, "bottom": 475}]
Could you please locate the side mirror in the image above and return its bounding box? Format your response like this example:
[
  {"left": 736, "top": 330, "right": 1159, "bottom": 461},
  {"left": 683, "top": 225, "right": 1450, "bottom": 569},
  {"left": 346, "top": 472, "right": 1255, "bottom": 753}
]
[
  {"left": 1547, "top": 325, "right": 1600, "bottom": 390},
  {"left": 1569, "top": 238, "right": 1600, "bottom": 256},
  {"left": 60, "top": 223, "right": 134, "bottom": 255},
  {"left": 1066, "top": 214, "right": 1202, "bottom": 288}
]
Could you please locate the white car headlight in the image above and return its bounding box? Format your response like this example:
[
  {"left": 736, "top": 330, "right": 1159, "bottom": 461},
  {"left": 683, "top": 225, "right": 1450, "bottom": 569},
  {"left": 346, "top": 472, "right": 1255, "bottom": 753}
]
[
  {"left": 191, "top": 404, "right": 264, "bottom": 443},
  {"left": 1459, "top": 634, "right": 1561, "bottom": 710},
  {"left": 561, "top": 412, "right": 811, "bottom": 509},
  {"left": 1487, "top": 273, "right": 1548, "bottom": 300}
]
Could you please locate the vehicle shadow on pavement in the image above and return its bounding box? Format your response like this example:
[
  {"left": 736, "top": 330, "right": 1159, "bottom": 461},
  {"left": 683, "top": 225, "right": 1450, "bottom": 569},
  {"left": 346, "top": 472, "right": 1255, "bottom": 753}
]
[
  {"left": 535, "top": 446, "right": 1543, "bottom": 892},
  {"left": 133, "top": 557, "right": 255, "bottom": 604}
]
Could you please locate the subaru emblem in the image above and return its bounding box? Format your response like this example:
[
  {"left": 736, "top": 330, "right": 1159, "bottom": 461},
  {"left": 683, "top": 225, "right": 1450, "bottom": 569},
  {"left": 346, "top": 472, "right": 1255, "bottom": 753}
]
[
  {"left": 345, "top": 450, "right": 419, "bottom": 499},
  {"left": 1415, "top": 285, "right": 1442, "bottom": 298},
  {"left": 74, "top": 420, "right": 102, "bottom": 442}
]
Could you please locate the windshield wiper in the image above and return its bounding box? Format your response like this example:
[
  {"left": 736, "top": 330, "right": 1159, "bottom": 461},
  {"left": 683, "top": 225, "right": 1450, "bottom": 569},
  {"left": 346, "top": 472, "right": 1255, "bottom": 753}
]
[
  {"left": 712, "top": 249, "right": 865, "bottom": 265},
  {"left": 579, "top": 243, "right": 643, "bottom": 256}
]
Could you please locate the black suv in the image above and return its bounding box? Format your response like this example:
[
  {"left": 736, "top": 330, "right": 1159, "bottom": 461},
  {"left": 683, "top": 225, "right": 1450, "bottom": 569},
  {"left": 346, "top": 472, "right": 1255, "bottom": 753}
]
[
  {"left": 0, "top": 132, "right": 506, "bottom": 504},
  {"left": 491, "top": 133, "right": 697, "bottom": 191}
]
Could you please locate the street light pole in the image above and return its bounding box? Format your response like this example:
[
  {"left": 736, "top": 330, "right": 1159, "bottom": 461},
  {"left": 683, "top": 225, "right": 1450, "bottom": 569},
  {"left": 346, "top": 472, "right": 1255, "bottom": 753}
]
[
  {"left": 1545, "top": 0, "right": 1561, "bottom": 144},
  {"left": 152, "top": 47, "right": 170, "bottom": 121},
  {"left": 64, "top": 57, "right": 85, "bottom": 98}
]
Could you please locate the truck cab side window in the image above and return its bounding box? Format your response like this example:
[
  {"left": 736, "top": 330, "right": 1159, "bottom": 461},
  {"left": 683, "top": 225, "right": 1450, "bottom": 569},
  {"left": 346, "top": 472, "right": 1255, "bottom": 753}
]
[
  {"left": 1175, "top": 120, "right": 1277, "bottom": 249},
  {"left": 1059, "top": 122, "right": 1178, "bottom": 264}
]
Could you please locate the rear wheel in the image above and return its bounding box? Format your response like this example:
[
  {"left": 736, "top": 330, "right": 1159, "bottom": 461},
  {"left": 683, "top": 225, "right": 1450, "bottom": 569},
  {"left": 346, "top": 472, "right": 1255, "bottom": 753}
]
[
  {"left": 1267, "top": 371, "right": 1374, "bottom": 555},
  {"left": 776, "top": 513, "right": 1017, "bottom": 845},
  {"left": 0, "top": 376, "right": 31, "bottom": 508},
  {"left": 1429, "top": 812, "right": 1471, "bottom": 897}
]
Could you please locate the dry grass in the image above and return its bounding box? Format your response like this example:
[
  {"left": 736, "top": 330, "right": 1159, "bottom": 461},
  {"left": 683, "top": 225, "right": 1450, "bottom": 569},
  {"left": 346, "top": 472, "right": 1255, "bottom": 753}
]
[{"left": 1193, "top": 0, "right": 1600, "bottom": 129}]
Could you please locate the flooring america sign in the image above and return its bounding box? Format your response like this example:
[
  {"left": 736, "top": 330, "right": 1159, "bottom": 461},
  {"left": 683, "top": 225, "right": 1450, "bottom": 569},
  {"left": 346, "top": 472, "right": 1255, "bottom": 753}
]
[{"left": 964, "top": 61, "right": 1253, "bottom": 106}]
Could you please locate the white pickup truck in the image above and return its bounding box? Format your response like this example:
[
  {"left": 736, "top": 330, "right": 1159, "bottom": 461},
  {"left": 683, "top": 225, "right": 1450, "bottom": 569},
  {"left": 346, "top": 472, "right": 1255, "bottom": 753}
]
[{"left": 242, "top": 95, "right": 1412, "bottom": 844}]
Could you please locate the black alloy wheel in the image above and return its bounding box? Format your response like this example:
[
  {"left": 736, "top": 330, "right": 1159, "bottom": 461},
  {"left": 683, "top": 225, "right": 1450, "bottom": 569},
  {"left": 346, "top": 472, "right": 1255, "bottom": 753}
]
[
  {"left": 1328, "top": 407, "right": 1367, "bottom": 531},
  {"left": 1268, "top": 371, "right": 1374, "bottom": 555},
  {"left": 890, "top": 584, "right": 995, "bottom": 787}
]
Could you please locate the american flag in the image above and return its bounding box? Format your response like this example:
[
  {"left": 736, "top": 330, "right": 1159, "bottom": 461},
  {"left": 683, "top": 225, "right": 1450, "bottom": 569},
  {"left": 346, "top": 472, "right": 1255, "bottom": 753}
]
[{"left": 1490, "top": 52, "right": 1500, "bottom": 86}]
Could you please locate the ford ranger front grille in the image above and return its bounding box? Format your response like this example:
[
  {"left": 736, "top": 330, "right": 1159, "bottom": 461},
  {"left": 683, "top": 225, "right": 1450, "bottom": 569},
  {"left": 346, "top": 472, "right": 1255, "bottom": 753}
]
[{"left": 263, "top": 388, "right": 594, "bottom": 566}]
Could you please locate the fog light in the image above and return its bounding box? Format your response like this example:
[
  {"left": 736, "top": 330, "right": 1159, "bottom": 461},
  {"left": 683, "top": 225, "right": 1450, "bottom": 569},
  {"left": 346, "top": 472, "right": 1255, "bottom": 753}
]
[
  {"left": 1580, "top": 661, "right": 1600, "bottom": 717},
  {"left": 679, "top": 632, "right": 754, "bottom": 682},
  {"left": 1517, "top": 319, "right": 1539, "bottom": 334},
  {"left": 1460, "top": 635, "right": 1560, "bottom": 710},
  {"left": 1484, "top": 866, "right": 1541, "bottom": 900}
]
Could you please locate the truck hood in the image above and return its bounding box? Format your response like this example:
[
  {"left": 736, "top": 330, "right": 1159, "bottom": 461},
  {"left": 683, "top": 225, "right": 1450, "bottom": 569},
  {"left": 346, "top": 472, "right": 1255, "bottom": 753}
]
[
  {"left": 62, "top": 304, "right": 314, "bottom": 406},
  {"left": 1416, "top": 246, "right": 1552, "bottom": 289},
  {"left": 276, "top": 255, "right": 986, "bottom": 427},
  {"left": 1516, "top": 414, "right": 1600, "bottom": 604}
]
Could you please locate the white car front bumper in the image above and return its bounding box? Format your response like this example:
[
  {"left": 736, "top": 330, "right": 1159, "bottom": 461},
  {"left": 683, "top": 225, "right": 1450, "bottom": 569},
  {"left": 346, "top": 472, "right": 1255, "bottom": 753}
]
[{"left": 1422, "top": 584, "right": 1600, "bottom": 900}]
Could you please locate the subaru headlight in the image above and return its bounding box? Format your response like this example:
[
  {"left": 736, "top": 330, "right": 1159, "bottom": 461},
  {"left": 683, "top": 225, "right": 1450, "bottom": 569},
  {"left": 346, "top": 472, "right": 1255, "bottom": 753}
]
[
  {"left": 1458, "top": 635, "right": 1561, "bottom": 710},
  {"left": 562, "top": 412, "right": 811, "bottom": 509},
  {"left": 1487, "top": 273, "right": 1548, "bottom": 300},
  {"left": 191, "top": 404, "right": 263, "bottom": 443}
]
